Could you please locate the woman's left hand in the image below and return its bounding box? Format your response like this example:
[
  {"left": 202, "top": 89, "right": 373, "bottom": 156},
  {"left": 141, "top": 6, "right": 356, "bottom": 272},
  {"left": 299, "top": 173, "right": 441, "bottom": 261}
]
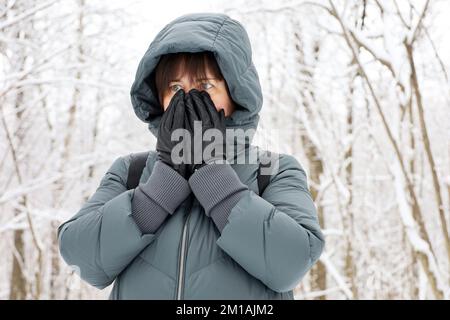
[{"left": 184, "top": 89, "right": 227, "bottom": 175}]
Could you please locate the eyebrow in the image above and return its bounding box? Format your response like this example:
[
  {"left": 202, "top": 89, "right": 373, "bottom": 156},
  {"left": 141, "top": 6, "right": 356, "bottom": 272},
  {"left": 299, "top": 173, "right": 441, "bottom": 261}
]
[{"left": 170, "top": 77, "right": 218, "bottom": 82}]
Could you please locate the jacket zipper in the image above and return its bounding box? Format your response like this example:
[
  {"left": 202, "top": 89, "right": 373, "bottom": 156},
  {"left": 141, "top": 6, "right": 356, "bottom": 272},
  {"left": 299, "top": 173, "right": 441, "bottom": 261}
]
[{"left": 175, "top": 198, "right": 193, "bottom": 300}]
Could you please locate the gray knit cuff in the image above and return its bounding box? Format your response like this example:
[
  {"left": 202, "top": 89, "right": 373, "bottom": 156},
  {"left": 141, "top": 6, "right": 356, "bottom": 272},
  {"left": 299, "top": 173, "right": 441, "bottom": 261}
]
[
  {"left": 138, "top": 160, "right": 191, "bottom": 213},
  {"left": 131, "top": 160, "right": 191, "bottom": 234},
  {"left": 131, "top": 189, "right": 170, "bottom": 234},
  {"left": 209, "top": 190, "right": 247, "bottom": 232},
  {"left": 188, "top": 163, "right": 248, "bottom": 231}
]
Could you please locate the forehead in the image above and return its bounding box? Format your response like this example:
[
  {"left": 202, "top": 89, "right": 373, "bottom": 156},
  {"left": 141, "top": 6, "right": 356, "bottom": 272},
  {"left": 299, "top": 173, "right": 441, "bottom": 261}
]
[{"left": 169, "top": 60, "right": 217, "bottom": 81}]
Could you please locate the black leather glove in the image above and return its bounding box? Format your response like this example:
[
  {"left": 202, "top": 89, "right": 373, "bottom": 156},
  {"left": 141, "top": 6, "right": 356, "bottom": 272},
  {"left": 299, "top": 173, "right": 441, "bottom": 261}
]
[
  {"left": 156, "top": 89, "right": 190, "bottom": 179},
  {"left": 184, "top": 89, "right": 227, "bottom": 175}
]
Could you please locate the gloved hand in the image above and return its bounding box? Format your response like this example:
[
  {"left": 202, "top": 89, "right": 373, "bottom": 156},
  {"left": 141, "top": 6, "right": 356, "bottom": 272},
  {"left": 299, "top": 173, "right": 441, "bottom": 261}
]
[
  {"left": 184, "top": 89, "right": 227, "bottom": 175},
  {"left": 156, "top": 89, "right": 190, "bottom": 179}
]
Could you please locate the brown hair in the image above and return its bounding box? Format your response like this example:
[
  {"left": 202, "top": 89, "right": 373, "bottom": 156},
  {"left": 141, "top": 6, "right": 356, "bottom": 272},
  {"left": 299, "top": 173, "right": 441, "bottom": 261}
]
[{"left": 154, "top": 51, "right": 225, "bottom": 108}]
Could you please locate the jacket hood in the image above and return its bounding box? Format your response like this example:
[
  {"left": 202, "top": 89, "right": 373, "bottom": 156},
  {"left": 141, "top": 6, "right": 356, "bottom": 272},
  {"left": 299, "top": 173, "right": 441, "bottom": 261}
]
[{"left": 130, "top": 12, "right": 263, "bottom": 141}]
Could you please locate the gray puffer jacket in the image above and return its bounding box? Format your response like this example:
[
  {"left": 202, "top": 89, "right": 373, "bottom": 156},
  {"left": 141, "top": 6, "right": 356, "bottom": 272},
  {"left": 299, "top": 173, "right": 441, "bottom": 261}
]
[{"left": 58, "top": 12, "right": 325, "bottom": 300}]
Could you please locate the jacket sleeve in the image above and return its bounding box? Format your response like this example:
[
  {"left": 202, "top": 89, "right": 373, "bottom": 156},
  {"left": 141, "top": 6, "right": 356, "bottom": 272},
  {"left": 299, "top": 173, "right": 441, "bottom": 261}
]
[
  {"left": 189, "top": 153, "right": 325, "bottom": 293},
  {"left": 57, "top": 156, "right": 161, "bottom": 289}
]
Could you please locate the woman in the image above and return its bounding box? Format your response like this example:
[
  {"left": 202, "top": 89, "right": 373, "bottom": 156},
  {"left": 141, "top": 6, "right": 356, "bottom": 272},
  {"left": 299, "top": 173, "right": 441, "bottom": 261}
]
[{"left": 58, "top": 12, "right": 325, "bottom": 300}]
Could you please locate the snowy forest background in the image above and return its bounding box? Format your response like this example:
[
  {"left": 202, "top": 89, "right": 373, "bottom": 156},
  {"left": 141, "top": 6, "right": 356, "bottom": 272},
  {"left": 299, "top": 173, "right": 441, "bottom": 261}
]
[{"left": 1, "top": 0, "right": 449, "bottom": 300}]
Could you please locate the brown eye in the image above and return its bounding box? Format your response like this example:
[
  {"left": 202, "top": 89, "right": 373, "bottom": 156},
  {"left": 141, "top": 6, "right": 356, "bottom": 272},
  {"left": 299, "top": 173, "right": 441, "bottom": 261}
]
[
  {"left": 170, "top": 84, "right": 182, "bottom": 93},
  {"left": 201, "top": 82, "right": 213, "bottom": 90}
]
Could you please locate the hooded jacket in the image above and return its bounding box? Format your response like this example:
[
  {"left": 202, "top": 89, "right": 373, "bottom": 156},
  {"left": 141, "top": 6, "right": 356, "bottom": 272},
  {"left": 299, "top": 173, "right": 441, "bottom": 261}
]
[{"left": 57, "top": 12, "right": 325, "bottom": 300}]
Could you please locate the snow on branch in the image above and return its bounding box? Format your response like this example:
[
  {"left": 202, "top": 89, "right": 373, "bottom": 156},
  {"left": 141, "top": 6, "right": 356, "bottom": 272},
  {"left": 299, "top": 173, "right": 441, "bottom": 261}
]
[{"left": 0, "top": 0, "right": 61, "bottom": 30}]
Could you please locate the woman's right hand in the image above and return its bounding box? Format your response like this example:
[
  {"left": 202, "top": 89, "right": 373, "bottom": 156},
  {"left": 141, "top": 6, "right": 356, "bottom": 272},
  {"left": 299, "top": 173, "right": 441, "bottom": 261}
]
[{"left": 156, "top": 89, "right": 190, "bottom": 179}]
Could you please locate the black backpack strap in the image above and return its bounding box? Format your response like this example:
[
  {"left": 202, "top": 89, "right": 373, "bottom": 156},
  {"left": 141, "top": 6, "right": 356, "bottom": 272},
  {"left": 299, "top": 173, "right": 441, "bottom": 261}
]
[
  {"left": 257, "top": 148, "right": 274, "bottom": 196},
  {"left": 126, "top": 151, "right": 150, "bottom": 190},
  {"left": 257, "top": 161, "right": 271, "bottom": 196}
]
